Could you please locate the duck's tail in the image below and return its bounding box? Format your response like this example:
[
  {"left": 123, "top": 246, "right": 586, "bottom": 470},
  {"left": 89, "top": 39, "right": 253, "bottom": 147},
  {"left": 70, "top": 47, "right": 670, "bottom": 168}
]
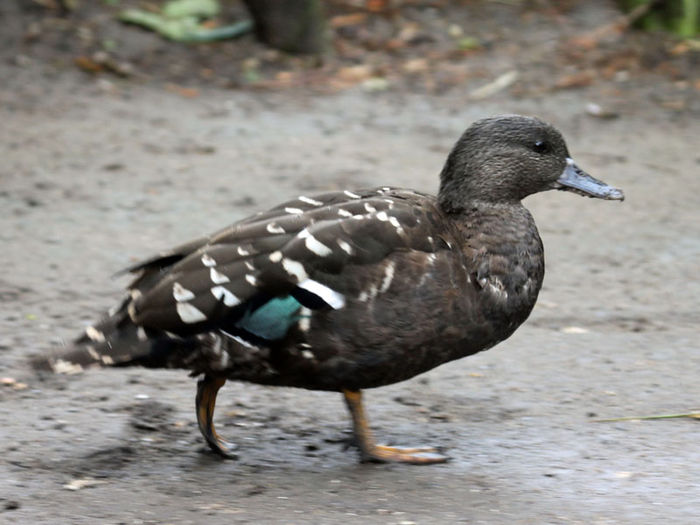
[{"left": 31, "top": 299, "right": 200, "bottom": 374}]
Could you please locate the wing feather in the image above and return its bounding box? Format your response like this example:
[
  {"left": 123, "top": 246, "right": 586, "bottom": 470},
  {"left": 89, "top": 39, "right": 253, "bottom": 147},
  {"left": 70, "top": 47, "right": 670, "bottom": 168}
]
[{"left": 124, "top": 188, "right": 447, "bottom": 335}]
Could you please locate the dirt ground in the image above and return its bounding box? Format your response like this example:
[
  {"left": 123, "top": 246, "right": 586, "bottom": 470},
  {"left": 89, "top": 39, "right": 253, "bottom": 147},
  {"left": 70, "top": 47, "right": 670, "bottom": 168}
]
[{"left": 1, "top": 1, "right": 699, "bottom": 524}]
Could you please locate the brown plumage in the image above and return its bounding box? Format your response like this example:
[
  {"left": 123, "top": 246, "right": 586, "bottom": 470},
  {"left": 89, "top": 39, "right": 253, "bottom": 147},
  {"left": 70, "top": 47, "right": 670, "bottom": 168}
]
[{"left": 34, "top": 115, "right": 623, "bottom": 464}]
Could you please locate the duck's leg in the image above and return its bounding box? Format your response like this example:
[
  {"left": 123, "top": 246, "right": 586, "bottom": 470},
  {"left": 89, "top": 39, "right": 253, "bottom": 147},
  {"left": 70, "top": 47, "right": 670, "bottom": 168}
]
[
  {"left": 342, "top": 390, "right": 449, "bottom": 464},
  {"left": 196, "top": 375, "right": 238, "bottom": 459}
]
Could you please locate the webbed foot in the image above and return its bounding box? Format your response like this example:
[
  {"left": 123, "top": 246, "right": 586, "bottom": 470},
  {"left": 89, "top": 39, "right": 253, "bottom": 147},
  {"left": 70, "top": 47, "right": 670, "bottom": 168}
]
[{"left": 343, "top": 390, "right": 449, "bottom": 465}]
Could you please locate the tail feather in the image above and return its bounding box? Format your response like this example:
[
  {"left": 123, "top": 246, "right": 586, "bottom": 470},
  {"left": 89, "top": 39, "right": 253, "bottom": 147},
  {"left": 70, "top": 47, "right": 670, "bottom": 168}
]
[{"left": 32, "top": 302, "right": 201, "bottom": 374}]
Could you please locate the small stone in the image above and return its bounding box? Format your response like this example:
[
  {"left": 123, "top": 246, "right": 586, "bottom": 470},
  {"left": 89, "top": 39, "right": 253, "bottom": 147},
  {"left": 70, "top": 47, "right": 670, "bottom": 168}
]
[
  {"left": 586, "top": 102, "right": 619, "bottom": 119},
  {"left": 362, "top": 77, "right": 390, "bottom": 92},
  {"left": 561, "top": 326, "right": 589, "bottom": 334},
  {"left": 63, "top": 478, "right": 104, "bottom": 491}
]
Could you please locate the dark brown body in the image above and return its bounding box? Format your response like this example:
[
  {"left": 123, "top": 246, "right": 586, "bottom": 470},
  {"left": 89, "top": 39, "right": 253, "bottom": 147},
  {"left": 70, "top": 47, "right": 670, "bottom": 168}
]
[
  {"left": 197, "top": 200, "right": 544, "bottom": 392},
  {"left": 36, "top": 115, "right": 621, "bottom": 464}
]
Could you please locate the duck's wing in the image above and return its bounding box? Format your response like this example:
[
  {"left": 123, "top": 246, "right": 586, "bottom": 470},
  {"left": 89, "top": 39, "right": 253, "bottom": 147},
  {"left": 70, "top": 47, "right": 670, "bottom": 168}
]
[{"left": 124, "top": 188, "right": 451, "bottom": 339}]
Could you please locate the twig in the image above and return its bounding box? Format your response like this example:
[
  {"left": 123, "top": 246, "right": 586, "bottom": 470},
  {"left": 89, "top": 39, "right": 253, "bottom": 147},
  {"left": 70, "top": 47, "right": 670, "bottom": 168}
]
[
  {"left": 593, "top": 412, "right": 700, "bottom": 423},
  {"left": 574, "top": 0, "right": 659, "bottom": 44}
]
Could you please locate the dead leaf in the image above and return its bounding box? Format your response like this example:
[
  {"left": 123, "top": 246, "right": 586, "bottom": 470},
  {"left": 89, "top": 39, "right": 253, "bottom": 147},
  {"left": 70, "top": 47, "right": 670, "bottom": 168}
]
[
  {"left": 330, "top": 13, "right": 367, "bottom": 28},
  {"left": 402, "top": 58, "right": 428, "bottom": 73},
  {"left": 165, "top": 84, "right": 200, "bottom": 98},
  {"left": 75, "top": 55, "right": 103, "bottom": 73},
  {"left": 336, "top": 64, "right": 373, "bottom": 83},
  {"left": 554, "top": 71, "right": 594, "bottom": 90},
  {"left": 366, "top": 0, "right": 390, "bottom": 13},
  {"left": 469, "top": 70, "right": 518, "bottom": 100},
  {"left": 670, "top": 42, "right": 690, "bottom": 56}
]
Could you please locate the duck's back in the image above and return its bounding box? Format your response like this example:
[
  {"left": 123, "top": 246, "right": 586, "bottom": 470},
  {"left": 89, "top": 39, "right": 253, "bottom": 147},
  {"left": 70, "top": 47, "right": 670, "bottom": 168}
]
[{"left": 45, "top": 188, "right": 544, "bottom": 392}]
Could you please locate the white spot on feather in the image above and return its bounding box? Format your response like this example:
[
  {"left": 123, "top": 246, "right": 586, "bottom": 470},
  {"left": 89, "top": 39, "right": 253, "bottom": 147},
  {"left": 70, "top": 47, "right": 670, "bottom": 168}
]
[
  {"left": 237, "top": 246, "right": 250, "bottom": 256},
  {"left": 210, "top": 268, "right": 230, "bottom": 284},
  {"left": 201, "top": 253, "right": 216, "bottom": 267},
  {"left": 488, "top": 284, "right": 508, "bottom": 300},
  {"left": 245, "top": 261, "right": 255, "bottom": 271},
  {"left": 86, "top": 346, "right": 100, "bottom": 360},
  {"left": 376, "top": 211, "right": 389, "bottom": 222},
  {"left": 480, "top": 277, "right": 508, "bottom": 301},
  {"left": 337, "top": 209, "right": 353, "bottom": 218},
  {"left": 298, "top": 229, "right": 332, "bottom": 257},
  {"left": 269, "top": 250, "right": 283, "bottom": 262},
  {"left": 217, "top": 347, "right": 230, "bottom": 369},
  {"left": 176, "top": 303, "right": 207, "bottom": 324},
  {"left": 282, "top": 258, "right": 308, "bottom": 282},
  {"left": 388, "top": 216, "right": 405, "bottom": 235},
  {"left": 297, "top": 279, "right": 345, "bottom": 309},
  {"left": 211, "top": 286, "right": 240, "bottom": 307},
  {"left": 52, "top": 359, "right": 84, "bottom": 374},
  {"left": 173, "top": 282, "right": 195, "bottom": 302},
  {"left": 344, "top": 190, "right": 361, "bottom": 198},
  {"left": 301, "top": 349, "right": 315, "bottom": 360},
  {"left": 85, "top": 326, "right": 105, "bottom": 343},
  {"left": 358, "top": 284, "right": 378, "bottom": 303},
  {"left": 285, "top": 207, "right": 304, "bottom": 215},
  {"left": 298, "top": 307, "right": 312, "bottom": 331},
  {"left": 221, "top": 330, "right": 259, "bottom": 349},
  {"left": 127, "top": 302, "right": 138, "bottom": 322},
  {"left": 137, "top": 326, "right": 148, "bottom": 341},
  {"left": 379, "top": 261, "right": 396, "bottom": 293},
  {"left": 266, "top": 222, "right": 285, "bottom": 234},
  {"left": 337, "top": 239, "right": 353, "bottom": 255},
  {"left": 298, "top": 195, "right": 323, "bottom": 206},
  {"left": 245, "top": 274, "right": 258, "bottom": 286},
  {"left": 364, "top": 202, "right": 377, "bottom": 213},
  {"left": 101, "top": 355, "right": 114, "bottom": 365}
]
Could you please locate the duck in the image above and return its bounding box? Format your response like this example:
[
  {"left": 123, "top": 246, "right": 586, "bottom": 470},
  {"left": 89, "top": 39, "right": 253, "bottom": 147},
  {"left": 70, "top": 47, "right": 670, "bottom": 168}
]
[{"left": 34, "top": 115, "right": 624, "bottom": 464}]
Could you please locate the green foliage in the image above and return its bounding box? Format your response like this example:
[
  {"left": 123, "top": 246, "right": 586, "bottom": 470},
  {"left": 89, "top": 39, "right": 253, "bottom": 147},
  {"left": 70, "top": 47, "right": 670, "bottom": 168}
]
[
  {"left": 620, "top": 0, "right": 699, "bottom": 37},
  {"left": 119, "top": 0, "right": 252, "bottom": 43}
]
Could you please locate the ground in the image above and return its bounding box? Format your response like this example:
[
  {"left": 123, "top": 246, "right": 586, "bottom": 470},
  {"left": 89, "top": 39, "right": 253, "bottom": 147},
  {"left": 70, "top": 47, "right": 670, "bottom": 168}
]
[{"left": 1, "top": 1, "right": 699, "bottom": 524}]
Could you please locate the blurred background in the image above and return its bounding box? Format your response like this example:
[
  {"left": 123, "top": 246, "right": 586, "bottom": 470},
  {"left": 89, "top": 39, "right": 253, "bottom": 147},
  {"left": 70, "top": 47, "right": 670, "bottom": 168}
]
[{"left": 1, "top": 1, "right": 698, "bottom": 524}]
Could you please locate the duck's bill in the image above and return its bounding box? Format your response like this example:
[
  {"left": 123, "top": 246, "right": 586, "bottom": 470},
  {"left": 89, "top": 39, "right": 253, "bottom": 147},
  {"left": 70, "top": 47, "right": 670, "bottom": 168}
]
[{"left": 554, "top": 158, "right": 624, "bottom": 201}]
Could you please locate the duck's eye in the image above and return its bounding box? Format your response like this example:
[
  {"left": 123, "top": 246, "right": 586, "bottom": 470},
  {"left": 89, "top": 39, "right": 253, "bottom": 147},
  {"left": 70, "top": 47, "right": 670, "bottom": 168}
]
[{"left": 532, "top": 141, "right": 550, "bottom": 154}]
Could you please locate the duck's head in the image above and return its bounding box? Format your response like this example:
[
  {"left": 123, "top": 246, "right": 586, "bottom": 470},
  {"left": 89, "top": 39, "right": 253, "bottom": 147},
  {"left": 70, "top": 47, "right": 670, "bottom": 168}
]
[{"left": 438, "top": 115, "right": 624, "bottom": 212}]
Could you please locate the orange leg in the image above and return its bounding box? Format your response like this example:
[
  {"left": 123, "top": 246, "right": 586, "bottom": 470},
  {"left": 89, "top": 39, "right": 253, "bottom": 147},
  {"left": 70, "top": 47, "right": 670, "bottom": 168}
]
[
  {"left": 196, "top": 375, "right": 238, "bottom": 459},
  {"left": 343, "top": 390, "right": 449, "bottom": 464}
]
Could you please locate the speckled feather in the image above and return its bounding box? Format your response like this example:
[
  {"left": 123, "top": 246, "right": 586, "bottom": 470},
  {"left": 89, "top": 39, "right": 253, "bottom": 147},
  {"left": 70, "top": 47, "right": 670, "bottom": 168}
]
[
  {"left": 36, "top": 115, "right": 622, "bottom": 396},
  {"left": 42, "top": 188, "right": 544, "bottom": 391},
  {"left": 125, "top": 188, "right": 445, "bottom": 334}
]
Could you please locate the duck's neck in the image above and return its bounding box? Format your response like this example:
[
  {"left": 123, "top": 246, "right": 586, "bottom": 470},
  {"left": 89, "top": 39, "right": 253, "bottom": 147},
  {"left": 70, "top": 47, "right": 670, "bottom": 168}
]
[
  {"left": 448, "top": 200, "right": 538, "bottom": 241},
  {"left": 449, "top": 200, "right": 545, "bottom": 327}
]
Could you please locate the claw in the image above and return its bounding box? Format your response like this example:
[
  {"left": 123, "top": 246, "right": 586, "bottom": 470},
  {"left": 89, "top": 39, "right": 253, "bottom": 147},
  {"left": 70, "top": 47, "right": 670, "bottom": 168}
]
[
  {"left": 343, "top": 390, "right": 449, "bottom": 465},
  {"left": 196, "top": 375, "right": 238, "bottom": 459}
]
